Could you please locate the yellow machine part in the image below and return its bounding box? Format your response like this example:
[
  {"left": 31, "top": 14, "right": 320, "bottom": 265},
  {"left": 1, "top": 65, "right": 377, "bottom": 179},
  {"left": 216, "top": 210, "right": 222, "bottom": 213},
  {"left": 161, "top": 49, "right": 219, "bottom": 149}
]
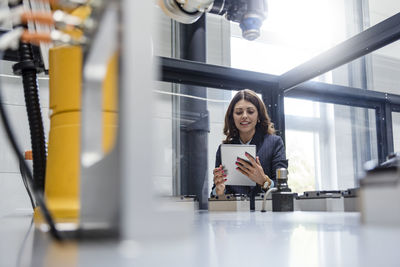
[
  {"left": 70, "top": 5, "right": 92, "bottom": 19},
  {"left": 63, "top": 5, "right": 93, "bottom": 40},
  {"left": 102, "top": 53, "right": 118, "bottom": 152},
  {"left": 36, "top": 46, "right": 118, "bottom": 221}
]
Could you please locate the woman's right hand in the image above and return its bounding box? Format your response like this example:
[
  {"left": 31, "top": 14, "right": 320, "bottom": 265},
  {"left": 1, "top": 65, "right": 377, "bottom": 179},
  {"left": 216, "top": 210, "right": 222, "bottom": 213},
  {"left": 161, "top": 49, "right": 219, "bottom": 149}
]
[{"left": 213, "top": 165, "right": 227, "bottom": 196}]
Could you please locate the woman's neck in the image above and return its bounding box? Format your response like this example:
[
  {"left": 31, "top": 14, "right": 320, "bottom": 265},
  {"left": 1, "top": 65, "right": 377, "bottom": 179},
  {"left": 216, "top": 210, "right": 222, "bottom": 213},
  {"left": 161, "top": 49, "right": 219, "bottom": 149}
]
[{"left": 239, "top": 129, "right": 256, "bottom": 144}]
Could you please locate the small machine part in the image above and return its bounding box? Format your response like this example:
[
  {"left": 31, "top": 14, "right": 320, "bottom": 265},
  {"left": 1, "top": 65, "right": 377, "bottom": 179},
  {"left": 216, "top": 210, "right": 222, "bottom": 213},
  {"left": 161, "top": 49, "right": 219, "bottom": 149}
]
[
  {"left": 272, "top": 192, "right": 294, "bottom": 212},
  {"left": 236, "top": 0, "right": 268, "bottom": 40},
  {"left": 159, "top": 0, "right": 268, "bottom": 41},
  {"left": 380, "top": 152, "right": 400, "bottom": 168},
  {"left": 209, "top": 193, "right": 248, "bottom": 201},
  {"left": 342, "top": 188, "right": 359, "bottom": 212},
  {"left": 275, "top": 168, "right": 290, "bottom": 192},
  {"left": 271, "top": 168, "right": 295, "bottom": 212},
  {"left": 158, "top": 0, "right": 214, "bottom": 24},
  {"left": 342, "top": 188, "right": 358, "bottom": 197}
]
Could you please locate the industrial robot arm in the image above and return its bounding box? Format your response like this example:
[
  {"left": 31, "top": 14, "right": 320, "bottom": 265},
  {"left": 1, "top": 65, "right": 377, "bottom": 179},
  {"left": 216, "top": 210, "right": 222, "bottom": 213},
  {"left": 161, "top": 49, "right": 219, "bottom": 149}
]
[{"left": 159, "top": 0, "right": 268, "bottom": 40}]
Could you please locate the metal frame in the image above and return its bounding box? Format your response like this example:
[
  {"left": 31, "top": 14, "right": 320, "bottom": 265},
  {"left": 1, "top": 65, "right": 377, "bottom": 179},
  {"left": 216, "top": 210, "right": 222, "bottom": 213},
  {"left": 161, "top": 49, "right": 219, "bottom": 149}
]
[
  {"left": 160, "top": 56, "right": 285, "bottom": 136},
  {"left": 159, "top": 11, "right": 400, "bottom": 164},
  {"left": 159, "top": 55, "right": 400, "bottom": 162},
  {"left": 279, "top": 12, "right": 400, "bottom": 92},
  {"left": 160, "top": 56, "right": 278, "bottom": 89},
  {"left": 376, "top": 103, "right": 394, "bottom": 160},
  {"left": 393, "top": 105, "right": 400, "bottom": 113}
]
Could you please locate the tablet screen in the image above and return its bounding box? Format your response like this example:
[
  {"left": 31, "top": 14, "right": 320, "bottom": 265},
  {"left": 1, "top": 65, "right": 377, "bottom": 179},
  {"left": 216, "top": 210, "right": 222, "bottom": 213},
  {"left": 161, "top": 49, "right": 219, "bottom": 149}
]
[{"left": 221, "top": 144, "right": 256, "bottom": 186}]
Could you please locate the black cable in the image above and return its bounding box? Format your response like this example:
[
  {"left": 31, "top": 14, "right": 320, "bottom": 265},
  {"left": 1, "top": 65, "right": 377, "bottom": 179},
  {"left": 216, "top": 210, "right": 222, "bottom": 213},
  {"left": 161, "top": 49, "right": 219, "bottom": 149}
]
[
  {"left": 17, "top": 41, "right": 47, "bottom": 193},
  {"left": 16, "top": 218, "right": 34, "bottom": 267},
  {"left": 0, "top": 52, "right": 61, "bottom": 241},
  {"left": 9, "top": 0, "right": 47, "bottom": 193},
  {"left": 19, "top": 158, "right": 36, "bottom": 210}
]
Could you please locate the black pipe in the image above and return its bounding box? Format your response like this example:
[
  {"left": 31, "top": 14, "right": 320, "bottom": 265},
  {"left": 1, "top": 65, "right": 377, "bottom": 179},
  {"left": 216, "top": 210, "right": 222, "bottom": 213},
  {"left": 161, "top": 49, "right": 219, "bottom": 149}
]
[
  {"left": 13, "top": 41, "right": 47, "bottom": 192},
  {"left": 8, "top": 1, "right": 47, "bottom": 192}
]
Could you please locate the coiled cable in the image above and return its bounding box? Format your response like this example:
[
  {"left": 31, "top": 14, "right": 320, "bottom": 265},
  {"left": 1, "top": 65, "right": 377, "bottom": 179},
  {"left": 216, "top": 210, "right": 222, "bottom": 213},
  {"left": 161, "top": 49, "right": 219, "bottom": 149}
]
[{"left": 17, "top": 41, "right": 47, "bottom": 192}]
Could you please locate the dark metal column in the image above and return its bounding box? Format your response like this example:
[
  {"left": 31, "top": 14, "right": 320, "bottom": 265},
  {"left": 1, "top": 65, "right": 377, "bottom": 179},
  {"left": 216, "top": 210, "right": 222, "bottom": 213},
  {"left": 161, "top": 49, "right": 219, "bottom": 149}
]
[
  {"left": 274, "top": 89, "right": 286, "bottom": 143},
  {"left": 260, "top": 86, "right": 285, "bottom": 143},
  {"left": 376, "top": 103, "right": 394, "bottom": 163},
  {"left": 179, "top": 15, "right": 209, "bottom": 209}
]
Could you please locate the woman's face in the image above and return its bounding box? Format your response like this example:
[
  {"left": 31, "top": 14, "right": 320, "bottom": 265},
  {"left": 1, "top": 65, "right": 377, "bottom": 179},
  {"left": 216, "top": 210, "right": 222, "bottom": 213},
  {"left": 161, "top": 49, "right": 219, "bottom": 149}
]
[{"left": 233, "top": 99, "right": 259, "bottom": 135}]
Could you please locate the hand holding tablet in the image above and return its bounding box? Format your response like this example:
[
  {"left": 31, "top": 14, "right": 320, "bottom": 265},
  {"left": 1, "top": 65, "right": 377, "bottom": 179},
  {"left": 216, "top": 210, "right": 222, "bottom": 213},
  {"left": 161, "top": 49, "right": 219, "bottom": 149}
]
[{"left": 221, "top": 144, "right": 256, "bottom": 186}]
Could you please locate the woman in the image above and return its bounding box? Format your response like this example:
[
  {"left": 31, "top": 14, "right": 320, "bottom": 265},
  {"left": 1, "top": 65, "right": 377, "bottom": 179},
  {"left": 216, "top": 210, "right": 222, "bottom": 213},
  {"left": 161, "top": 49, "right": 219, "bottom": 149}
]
[{"left": 212, "top": 89, "right": 288, "bottom": 196}]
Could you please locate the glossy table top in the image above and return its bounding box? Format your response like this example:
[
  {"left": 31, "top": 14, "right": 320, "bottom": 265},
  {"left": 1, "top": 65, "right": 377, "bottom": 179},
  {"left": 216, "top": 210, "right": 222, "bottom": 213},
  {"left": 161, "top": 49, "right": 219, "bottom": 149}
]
[{"left": 1, "top": 210, "right": 399, "bottom": 267}]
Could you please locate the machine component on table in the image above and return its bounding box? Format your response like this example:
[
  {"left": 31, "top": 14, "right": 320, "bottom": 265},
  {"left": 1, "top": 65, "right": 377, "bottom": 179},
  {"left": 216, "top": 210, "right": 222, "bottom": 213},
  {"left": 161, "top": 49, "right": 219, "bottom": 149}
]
[
  {"left": 271, "top": 168, "right": 295, "bottom": 212},
  {"left": 359, "top": 155, "right": 400, "bottom": 226},
  {"left": 380, "top": 152, "right": 400, "bottom": 168},
  {"left": 209, "top": 193, "right": 274, "bottom": 212},
  {"left": 208, "top": 187, "right": 361, "bottom": 213},
  {"left": 208, "top": 194, "right": 250, "bottom": 211},
  {"left": 261, "top": 168, "right": 294, "bottom": 212},
  {"left": 208, "top": 193, "right": 274, "bottom": 212},
  {"left": 297, "top": 190, "right": 342, "bottom": 199},
  {"left": 296, "top": 190, "right": 345, "bottom": 212},
  {"left": 341, "top": 188, "right": 359, "bottom": 212},
  {"left": 159, "top": 0, "right": 268, "bottom": 41}
]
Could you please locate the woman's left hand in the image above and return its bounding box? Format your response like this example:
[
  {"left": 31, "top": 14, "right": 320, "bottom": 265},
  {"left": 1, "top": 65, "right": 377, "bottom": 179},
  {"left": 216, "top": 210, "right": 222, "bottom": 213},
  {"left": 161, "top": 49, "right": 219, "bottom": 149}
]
[{"left": 235, "top": 152, "right": 270, "bottom": 186}]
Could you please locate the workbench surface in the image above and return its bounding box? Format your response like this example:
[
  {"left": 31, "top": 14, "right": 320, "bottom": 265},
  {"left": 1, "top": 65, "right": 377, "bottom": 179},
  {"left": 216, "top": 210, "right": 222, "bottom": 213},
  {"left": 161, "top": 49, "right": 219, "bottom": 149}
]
[{"left": 1, "top": 211, "right": 399, "bottom": 267}]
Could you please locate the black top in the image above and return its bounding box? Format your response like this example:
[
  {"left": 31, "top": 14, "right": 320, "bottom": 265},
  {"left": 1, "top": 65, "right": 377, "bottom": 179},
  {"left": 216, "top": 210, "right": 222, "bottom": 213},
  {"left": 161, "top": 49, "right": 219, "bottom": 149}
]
[{"left": 213, "top": 130, "right": 288, "bottom": 196}]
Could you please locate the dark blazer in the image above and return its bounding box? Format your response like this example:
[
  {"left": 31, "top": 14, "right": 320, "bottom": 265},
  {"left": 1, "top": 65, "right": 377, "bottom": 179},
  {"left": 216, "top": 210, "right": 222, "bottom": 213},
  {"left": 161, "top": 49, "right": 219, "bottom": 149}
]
[{"left": 213, "top": 130, "right": 288, "bottom": 195}]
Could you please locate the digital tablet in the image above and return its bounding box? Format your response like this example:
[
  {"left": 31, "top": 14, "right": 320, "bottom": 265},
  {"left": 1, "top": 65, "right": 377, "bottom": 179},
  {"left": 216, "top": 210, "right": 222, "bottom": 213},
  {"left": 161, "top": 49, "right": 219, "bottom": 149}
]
[{"left": 221, "top": 144, "right": 256, "bottom": 186}]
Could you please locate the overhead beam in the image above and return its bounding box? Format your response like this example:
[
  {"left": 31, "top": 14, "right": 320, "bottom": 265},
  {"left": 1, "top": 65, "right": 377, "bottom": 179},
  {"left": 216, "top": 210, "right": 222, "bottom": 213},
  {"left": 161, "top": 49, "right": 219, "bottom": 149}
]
[
  {"left": 285, "top": 80, "right": 400, "bottom": 108},
  {"left": 159, "top": 57, "right": 400, "bottom": 107},
  {"left": 159, "top": 56, "right": 278, "bottom": 90},
  {"left": 279, "top": 12, "right": 400, "bottom": 92}
]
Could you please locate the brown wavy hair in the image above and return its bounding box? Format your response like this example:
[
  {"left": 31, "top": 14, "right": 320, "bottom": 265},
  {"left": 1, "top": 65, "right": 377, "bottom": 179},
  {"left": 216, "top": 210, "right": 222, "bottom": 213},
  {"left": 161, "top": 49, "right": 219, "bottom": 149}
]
[{"left": 223, "top": 89, "right": 275, "bottom": 144}]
